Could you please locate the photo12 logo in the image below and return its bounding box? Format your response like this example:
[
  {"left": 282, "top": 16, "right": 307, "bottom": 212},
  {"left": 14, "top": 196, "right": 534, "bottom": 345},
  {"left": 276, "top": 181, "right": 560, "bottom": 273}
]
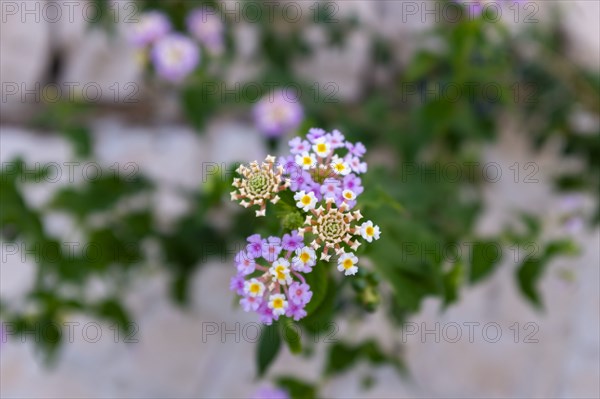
[{"left": 401, "top": 321, "right": 540, "bottom": 344}]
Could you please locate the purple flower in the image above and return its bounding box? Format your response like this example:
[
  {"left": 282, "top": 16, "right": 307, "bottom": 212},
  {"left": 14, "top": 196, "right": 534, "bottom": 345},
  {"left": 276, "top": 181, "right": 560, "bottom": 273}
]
[
  {"left": 240, "top": 295, "right": 262, "bottom": 312},
  {"left": 285, "top": 302, "right": 307, "bottom": 321},
  {"left": 320, "top": 179, "right": 342, "bottom": 199},
  {"left": 246, "top": 234, "right": 264, "bottom": 258},
  {"left": 346, "top": 141, "right": 366, "bottom": 157},
  {"left": 128, "top": 11, "right": 171, "bottom": 47},
  {"left": 262, "top": 236, "right": 282, "bottom": 262},
  {"left": 257, "top": 302, "right": 275, "bottom": 325},
  {"left": 252, "top": 387, "right": 290, "bottom": 399},
  {"left": 326, "top": 129, "right": 346, "bottom": 149},
  {"left": 229, "top": 275, "right": 245, "bottom": 295},
  {"left": 282, "top": 230, "right": 304, "bottom": 252},
  {"left": 151, "top": 34, "right": 200, "bottom": 82},
  {"left": 254, "top": 90, "right": 304, "bottom": 138},
  {"left": 346, "top": 155, "right": 367, "bottom": 174},
  {"left": 288, "top": 137, "right": 311, "bottom": 154},
  {"left": 289, "top": 170, "right": 314, "bottom": 192},
  {"left": 288, "top": 282, "right": 312, "bottom": 306},
  {"left": 186, "top": 7, "right": 225, "bottom": 56},
  {"left": 343, "top": 174, "right": 364, "bottom": 195},
  {"left": 235, "top": 251, "right": 256, "bottom": 275},
  {"left": 307, "top": 128, "right": 326, "bottom": 143}
]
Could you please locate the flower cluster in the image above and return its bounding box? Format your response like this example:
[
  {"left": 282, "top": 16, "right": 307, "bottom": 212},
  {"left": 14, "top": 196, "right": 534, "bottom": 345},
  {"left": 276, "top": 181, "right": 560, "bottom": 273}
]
[
  {"left": 281, "top": 128, "right": 367, "bottom": 210},
  {"left": 230, "top": 128, "right": 380, "bottom": 323},
  {"left": 229, "top": 232, "right": 315, "bottom": 324},
  {"left": 230, "top": 156, "right": 290, "bottom": 217},
  {"left": 127, "top": 8, "right": 225, "bottom": 82}
]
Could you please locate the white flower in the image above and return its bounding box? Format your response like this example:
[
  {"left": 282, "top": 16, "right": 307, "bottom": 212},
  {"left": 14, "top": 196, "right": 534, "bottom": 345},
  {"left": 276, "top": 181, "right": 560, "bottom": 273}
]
[
  {"left": 341, "top": 189, "right": 356, "bottom": 201},
  {"left": 312, "top": 137, "right": 331, "bottom": 158},
  {"left": 337, "top": 252, "right": 359, "bottom": 276},
  {"left": 359, "top": 221, "right": 381, "bottom": 242},
  {"left": 292, "top": 247, "right": 316, "bottom": 271},
  {"left": 294, "top": 190, "right": 318, "bottom": 212},
  {"left": 243, "top": 278, "right": 265, "bottom": 297},
  {"left": 295, "top": 152, "right": 317, "bottom": 170},
  {"left": 270, "top": 258, "right": 292, "bottom": 285},
  {"left": 268, "top": 294, "right": 289, "bottom": 316},
  {"left": 330, "top": 155, "right": 351, "bottom": 176}
]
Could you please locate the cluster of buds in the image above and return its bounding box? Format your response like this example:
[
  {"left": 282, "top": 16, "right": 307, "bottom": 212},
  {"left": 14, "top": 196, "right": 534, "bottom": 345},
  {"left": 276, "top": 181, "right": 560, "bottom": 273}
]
[
  {"left": 230, "top": 128, "right": 380, "bottom": 323},
  {"left": 230, "top": 156, "right": 290, "bottom": 217}
]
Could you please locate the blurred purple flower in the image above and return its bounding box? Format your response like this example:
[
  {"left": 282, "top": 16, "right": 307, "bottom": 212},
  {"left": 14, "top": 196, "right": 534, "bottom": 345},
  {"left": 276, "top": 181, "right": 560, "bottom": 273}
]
[
  {"left": 128, "top": 11, "right": 171, "bottom": 47},
  {"left": 187, "top": 7, "right": 225, "bottom": 56},
  {"left": 254, "top": 90, "right": 304, "bottom": 138},
  {"left": 151, "top": 34, "right": 199, "bottom": 82}
]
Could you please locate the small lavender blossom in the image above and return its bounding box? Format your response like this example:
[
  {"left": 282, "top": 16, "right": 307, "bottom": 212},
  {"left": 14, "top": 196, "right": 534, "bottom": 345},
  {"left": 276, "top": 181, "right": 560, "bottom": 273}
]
[
  {"left": 327, "top": 129, "right": 346, "bottom": 149},
  {"left": 346, "top": 141, "right": 366, "bottom": 157},
  {"left": 246, "top": 234, "right": 264, "bottom": 258},
  {"left": 235, "top": 251, "right": 256, "bottom": 275},
  {"left": 288, "top": 137, "right": 311, "bottom": 154},
  {"left": 282, "top": 230, "right": 304, "bottom": 252},
  {"left": 288, "top": 282, "right": 313, "bottom": 306},
  {"left": 151, "top": 34, "right": 199, "bottom": 82},
  {"left": 307, "top": 128, "right": 326, "bottom": 142},
  {"left": 229, "top": 275, "right": 245, "bottom": 295},
  {"left": 262, "top": 236, "right": 282, "bottom": 262},
  {"left": 320, "top": 179, "right": 342, "bottom": 200},
  {"left": 286, "top": 302, "right": 308, "bottom": 321},
  {"left": 254, "top": 90, "right": 304, "bottom": 138},
  {"left": 186, "top": 7, "right": 225, "bottom": 56},
  {"left": 128, "top": 11, "right": 171, "bottom": 47}
]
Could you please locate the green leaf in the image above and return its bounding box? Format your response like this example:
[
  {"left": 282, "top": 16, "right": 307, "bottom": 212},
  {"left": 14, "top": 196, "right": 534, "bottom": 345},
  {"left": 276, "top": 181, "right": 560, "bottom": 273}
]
[
  {"left": 324, "top": 340, "right": 404, "bottom": 377},
  {"left": 469, "top": 241, "right": 502, "bottom": 283},
  {"left": 443, "top": 262, "right": 464, "bottom": 307},
  {"left": 516, "top": 257, "right": 545, "bottom": 309},
  {"left": 275, "top": 376, "right": 317, "bottom": 399},
  {"left": 280, "top": 318, "right": 302, "bottom": 354},
  {"left": 63, "top": 125, "right": 92, "bottom": 157},
  {"left": 257, "top": 323, "right": 281, "bottom": 377}
]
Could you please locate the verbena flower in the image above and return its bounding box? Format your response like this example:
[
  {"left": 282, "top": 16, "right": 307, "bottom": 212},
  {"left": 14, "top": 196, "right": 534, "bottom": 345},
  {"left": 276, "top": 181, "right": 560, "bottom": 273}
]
[
  {"left": 231, "top": 156, "right": 290, "bottom": 217},
  {"left": 186, "top": 7, "right": 225, "bottom": 56},
  {"left": 128, "top": 11, "right": 171, "bottom": 47},
  {"left": 151, "top": 34, "right": 200, "bottom": 82},
  {"left": 283, "top": 128, "right": 367, "bottom": 210},
  {"left": 253, "top": 90, "right": 304, "bottom": 138},
  {"left": 230, "top": 232, "right": 313, "bottom": 324}
]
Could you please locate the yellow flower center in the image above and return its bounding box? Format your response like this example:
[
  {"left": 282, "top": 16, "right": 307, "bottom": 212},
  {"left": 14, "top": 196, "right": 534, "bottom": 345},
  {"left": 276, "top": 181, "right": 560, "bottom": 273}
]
[
  {"left": 343, "top": 259, "right": 354, "bottom": 269},
  {"left": 302, "top": 157, "right": 312, "bottom": 166},
  {"left": 317, "top": 143, "right": 327, "bottom": 153},
  {"left": 275, "top": 265, "right": 286, "bottom": 280},
  {"left": 344, "top": 192, "right": 353, "bottom": 199},
  {"left": 300, "top": 252, "right": 310, "bottom": 263},
  {"left": 273, "top": 298, "right": 284, "bottom": 308},
  {"left": 301, "top": 195, "right": 312, "bottom": 205},
  {"left": 366, "top": 226, "right": 374, "bottom": 236},
  {"left": 250, "top": 283, "right": 261, "bottom": 294}
]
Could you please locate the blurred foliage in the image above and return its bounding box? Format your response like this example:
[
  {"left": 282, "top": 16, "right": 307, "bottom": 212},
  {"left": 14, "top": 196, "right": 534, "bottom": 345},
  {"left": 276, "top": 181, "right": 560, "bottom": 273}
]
[{"left": 1, "top": 0, "right": 597, "bottom": 395}]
